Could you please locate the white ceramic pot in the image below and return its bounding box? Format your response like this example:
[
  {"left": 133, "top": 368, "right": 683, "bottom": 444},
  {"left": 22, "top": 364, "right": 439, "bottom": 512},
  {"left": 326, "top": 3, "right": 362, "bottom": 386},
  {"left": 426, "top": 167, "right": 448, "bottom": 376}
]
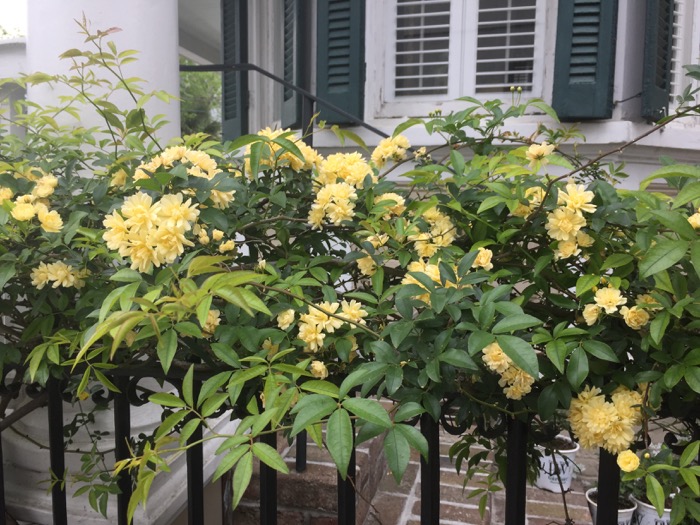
[
  {"left": 534, "top": 436, "right": 580, "bottom": 493},
  {"left": 585, "top": 488, "right": 637, "bottom": 525},
  {"left": 631, "top": 496, "right": 672, "bottom": 525}
]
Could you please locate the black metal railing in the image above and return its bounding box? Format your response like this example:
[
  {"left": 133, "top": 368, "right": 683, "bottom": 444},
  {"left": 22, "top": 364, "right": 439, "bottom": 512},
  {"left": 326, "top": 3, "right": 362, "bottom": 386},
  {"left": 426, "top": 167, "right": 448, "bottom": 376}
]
[{"left": 0, "top": 373, "right": 627, "bottom": 525}]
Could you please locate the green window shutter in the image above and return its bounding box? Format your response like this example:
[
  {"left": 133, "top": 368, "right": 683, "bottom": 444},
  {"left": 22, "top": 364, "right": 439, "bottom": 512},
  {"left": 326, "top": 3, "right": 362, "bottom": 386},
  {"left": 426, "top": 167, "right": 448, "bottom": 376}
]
[
  {"left": 281, "top": 0, "right": 302, "bottom": 128},
  {"left": 641, "top": 0, "right": 675, "bottom": 122},
  {"left": 552, "top": 0, "right": 618, "bottom": 121},
  {"left": 222, "top": 0, "right": 249, "bottom": 140},
  {"left": 316, "top": 0, "right": 365, "bottom": 125}
]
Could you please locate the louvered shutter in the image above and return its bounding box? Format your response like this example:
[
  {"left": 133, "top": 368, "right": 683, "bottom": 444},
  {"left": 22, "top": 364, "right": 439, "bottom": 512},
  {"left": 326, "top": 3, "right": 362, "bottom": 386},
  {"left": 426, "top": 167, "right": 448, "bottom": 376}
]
[
  {"left": 316, "top": 0, "right": 365, "bottom": 124},
  {"left": 222, "top": 0, "right": 249, "bottom": 140},
  {"left": 641, "top": 0, "right": 675, "bottom": 121},
  {"left": 281, "top": 0, "right": 302, "bottom": 128},
  {"left": 552, "top": 0, "right": 618, "bottom": 121}
]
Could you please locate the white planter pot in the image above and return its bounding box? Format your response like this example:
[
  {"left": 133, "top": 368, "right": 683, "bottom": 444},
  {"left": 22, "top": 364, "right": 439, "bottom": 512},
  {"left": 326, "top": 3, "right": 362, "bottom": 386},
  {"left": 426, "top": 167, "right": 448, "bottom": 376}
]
[
  {"left": 585, "top": 488, "right": 637, "bottom": 525},
  {"left": 631, "top": 496, "right": 672, "bottom": 525},
  {"left": 534, "top": 437, "right": 580, "bottom": 493}
]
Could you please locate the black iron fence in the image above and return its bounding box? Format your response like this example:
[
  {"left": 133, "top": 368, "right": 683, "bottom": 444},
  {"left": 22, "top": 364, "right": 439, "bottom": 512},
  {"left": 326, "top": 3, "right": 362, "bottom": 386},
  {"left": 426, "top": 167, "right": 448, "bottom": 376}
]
[{"left": 0, "top": 371, "right": 626, "bottom": 525}]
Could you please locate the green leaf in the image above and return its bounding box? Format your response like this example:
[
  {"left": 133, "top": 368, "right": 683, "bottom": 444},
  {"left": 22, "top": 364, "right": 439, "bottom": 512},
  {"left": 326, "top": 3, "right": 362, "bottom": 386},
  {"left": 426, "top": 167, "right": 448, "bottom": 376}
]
[
  {"left": 182, "top": 366, "right": 194, "bottom": 407},
  {"left": 640, "top": 164, "right": 700, "bottom": 190},
  {"left": 212, "top": 445, "right": 249, "bottom": 483},
  {"left": 252, "top": 442, "right": 289, "bottom": 473},
  {"left": 327, "top": 408, "right": 354, "bottom": 479},
  {"left": 157, "top": 329, "right": 178, "bottom": 374},
  {"left": 439, "top": 348, "right": 478, "bottom": 370},
  {"left": 201, "top": 393, "right": 229, "bottom": 417},
  {"left": 109, "top": 268, "right": 143, "bottom": 283},
  {"left": 639, "top": 240, "right": 689, "bottom": 279},
  {"left": 395, "top": 423, "right": 429, "bottom": 461},
  {"left": 649, "top": 210, "right": 697, "bottom": 240},
  {"left": 383, "top": 427, "right": 411, "bottom": 483},
  {"left": 0, "top": 262, "right": 16, "bottom": 289},
  {"left": 582, "top": 340, "right": 619, "bottom": 362},
  {"left": 600, "top": 254, "right": 634, "bottom": 271},
  {"left": 299, "top": 380, "right": 339, "bottom": 398},
  {"left": 495, "top": 335, "right": 539, "bottom": 377},
  {"left": 680, "top": 441, "right": 700, "bottom": 467},
  {"left": 149, "top": 393, "right": 187, "bottom": 408},
  {"left": 338, "top": 363, "right": 387, "bottom": 399},
  {"left": 645, "top": 475, "right": 666, "bottom": 517},
  {"left": 492, "top": 314, "right": 543, "bottom": 334},
  {"left": 215, "top": 286, "right": 271, "bottom": 316},
  {"left": 691, "top": 241, "right": 700, "bottom": 279},
  {"left": 343, "top": 398, "right": 392, "bottom": 428},
  {"left": 197, "top": 372, "right": 232, "bottom": 408},
  {"left": 545, "top": 340, "right": 568, "bottom": 374},
  {"left": 685, "top": 367, "right": 700, "bottom": 394},
  {"left": 232, "top": 451, "right": 253, "bottom": 508},
  {"left": 650, "top": 310, "right": 671, "bottom": 345},
  {"left": 154, "top": 411, "right": 189, "bottom": 441},
  {"left": 290, "top": 395, "right": 337, "bottom": 436},
  {"left": 394, "top": 402, "right": 425, "bottom": 423},
  {"left": 672, "top": 181, "right": 700, "bottom": 208},
  {"left": 575, "top": 274, "right": 600, "bottom": 297},
  {"left": 566, "top": 347, "right": 589, "bottom": 390}
]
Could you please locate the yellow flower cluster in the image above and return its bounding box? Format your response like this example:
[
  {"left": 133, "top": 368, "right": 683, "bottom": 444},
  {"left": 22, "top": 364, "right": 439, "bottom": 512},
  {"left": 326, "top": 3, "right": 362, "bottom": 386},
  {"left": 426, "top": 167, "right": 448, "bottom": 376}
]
[
  {"left": 245, "top": 127, "right": 321, "bottom": 174},
  {"left": 133, "top": 146, "right": 235, "bottom": 209},
  {"left": 9, "top": 175, "right": 64, "bottom": 233},
  {"left": 481, "top": 342, "right": 535, "bottom": 400},
  {"left": 584, "top": 292, "right": 655, "bottom": 328},
  {"left": 525, "top": 141, "right": 555, "bottom": 169},
  {"left": 0, "top": 186, "right": 13, "bottom": 201},
  {"left": 31, "top": 261, "right": 90, "bottom": 290},
  {"left": 408, "top": 206, "right": 456, "bottom": 258},
  {"left": 545, "top": 183, "right": 596, "bottom": 260},
  {"left": 317, "top": 152, "right": 375, "bottom": 188},
  {"left": 370, "top": 135, "right": 410, "bottom": 168},
  {"left": 202, "top": 309, "right": 221, "bottom": 338},
  {"left": 308, "top": 182, "right": 358, "bottom": 229},
  {"left": 103, "top": 192, "right": 199, "bottom": 273},
  {"left": 297, "top": 300, "right": 368, "bottom": 352},
  {"left": 568, "top": 385, "right": 642, "bottom": 454}
]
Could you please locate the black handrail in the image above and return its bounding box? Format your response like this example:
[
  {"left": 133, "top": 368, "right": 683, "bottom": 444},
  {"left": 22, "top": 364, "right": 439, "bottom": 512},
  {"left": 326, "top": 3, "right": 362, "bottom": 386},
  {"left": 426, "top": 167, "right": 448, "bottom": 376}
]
[{"left": 180, "top": 62, "right": 390, "bottom": 141}]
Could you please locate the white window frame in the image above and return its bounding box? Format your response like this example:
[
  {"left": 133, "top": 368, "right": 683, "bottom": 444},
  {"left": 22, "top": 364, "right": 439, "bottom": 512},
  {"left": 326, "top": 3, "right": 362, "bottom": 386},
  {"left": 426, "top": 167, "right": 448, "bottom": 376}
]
[
  {"left": 669, "top": 0, "right": 699, "bottom": 109},
  {"left": 365, "top": 0, "right": 554, "bottom": 120}
]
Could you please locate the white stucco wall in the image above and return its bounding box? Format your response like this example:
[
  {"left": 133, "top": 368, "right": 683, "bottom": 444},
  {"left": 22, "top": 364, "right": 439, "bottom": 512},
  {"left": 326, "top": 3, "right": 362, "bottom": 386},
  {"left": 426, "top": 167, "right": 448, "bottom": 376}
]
[{"left": 25, "top": 0, "right": 181, "bottom": 142}]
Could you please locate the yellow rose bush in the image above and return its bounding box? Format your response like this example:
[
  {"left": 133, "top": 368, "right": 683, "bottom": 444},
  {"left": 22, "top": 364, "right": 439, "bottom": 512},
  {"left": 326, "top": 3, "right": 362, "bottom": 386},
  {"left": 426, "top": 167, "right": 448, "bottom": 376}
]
[{"left": 1, "top": 27, "right": 699, "bottom": 524}]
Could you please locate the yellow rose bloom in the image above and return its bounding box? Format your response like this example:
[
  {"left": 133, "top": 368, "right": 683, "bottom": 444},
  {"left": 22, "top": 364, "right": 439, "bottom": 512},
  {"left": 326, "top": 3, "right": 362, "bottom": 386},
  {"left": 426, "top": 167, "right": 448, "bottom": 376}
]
[
  {"left": 219, "top": 240, "right": 236, "bottom": 253},
  {"left": 374, "top": 192, "right": 406, "bottom": 218},
  {"left": 576, "top": 231, "right": 595, "bottom": 247},
  {"left": 617, "top": 447, "right": 641, "bottom": 472},
  {"left": 202, "top": 309, "right": 221, "bottom": 338},
  {"left": 38, "top": 207, "right": 63, "bottom": 233},
  {"left": 298, "top": 321, "right": 325, "bottom": 352},
  {"left": 545, "top": 207, "right": 587, "bottom": 241},
  {"left": 212, "top": 229, "right": 224, "bottom": 241},
  {"left": 0, "top": 187, "right": 14, "bottom": 201},
  {"left": 594, "top": 287, "right": 627, "bottom": 314},
  {"left": 482, "top": 342, "right": 512, "bottom": 374},
  {"left": 371, "top": 135, "right": 410, "bottom": 168},
  {"left": 310, "top": 360, "right": 329, "bottom": 379},
  {"left": 558, "top": 183, "right": 597, "bottom": 215},
  {"left": 582, "top": 304, "right": 601, "bottom": 326},
  {"left": 688, "top": 213, "right": 700, "bottom": 229},
  {"left": 472, "top": 247, "right": 494, "bottom": 271},
  {"left": 554, "top": 240, "right": 581, "bottom": 260},
  {"left": 356, "top": 255, "right": 377, "bottom": 276},
  {"left": 30, "top": 262, "right": 51, "bottom": 289},
  {"left": 526, "top": 141, "right": 555, "bottom": 168},
  {"left": 11, "top": 202, "right": 36, "bottom": 221},
  {"left": 340, "top": 300, "right": 368, "bottom": 324},
  {"left": 277, "top": 309, "right": 296, "bottom": 330},
  {"left": 620, "top": 305, "right": 650, "bottom": 330}
]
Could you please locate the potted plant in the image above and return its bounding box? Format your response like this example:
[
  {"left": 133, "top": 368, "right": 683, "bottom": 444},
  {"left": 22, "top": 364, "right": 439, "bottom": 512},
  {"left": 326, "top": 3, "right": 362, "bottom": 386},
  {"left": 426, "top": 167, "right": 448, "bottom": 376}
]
[
  {"left": 621, "top": 442, "right": 700, "bottom": 525},
  {"left": 584, "top": 485, "right": 637, "bottom": 525},
  {"left": 531, "top": 416, "right": 580, "bottom": 493}
]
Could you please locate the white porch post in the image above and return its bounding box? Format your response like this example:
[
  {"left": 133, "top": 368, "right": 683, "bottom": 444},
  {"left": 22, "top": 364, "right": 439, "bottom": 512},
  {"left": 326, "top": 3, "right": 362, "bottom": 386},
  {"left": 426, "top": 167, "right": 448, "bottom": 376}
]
[{"left": 25, "top": 0, "right": 181, "bottom": 142}]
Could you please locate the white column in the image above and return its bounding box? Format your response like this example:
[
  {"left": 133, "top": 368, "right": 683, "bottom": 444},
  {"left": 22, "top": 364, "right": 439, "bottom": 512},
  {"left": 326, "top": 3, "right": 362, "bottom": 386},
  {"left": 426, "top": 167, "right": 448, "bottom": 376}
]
[{"left": 25, "top": 0, "right": 181, "bottom": 142}]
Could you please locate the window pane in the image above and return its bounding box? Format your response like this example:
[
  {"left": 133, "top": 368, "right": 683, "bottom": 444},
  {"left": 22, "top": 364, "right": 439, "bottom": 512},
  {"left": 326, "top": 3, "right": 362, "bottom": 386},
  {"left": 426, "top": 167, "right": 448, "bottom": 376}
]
[
  {"left": 395, "top": 0, "right": 451, "bottom": 96},
  {"left": 476, "top": 0, "right": 536, "bottom": 93}
]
